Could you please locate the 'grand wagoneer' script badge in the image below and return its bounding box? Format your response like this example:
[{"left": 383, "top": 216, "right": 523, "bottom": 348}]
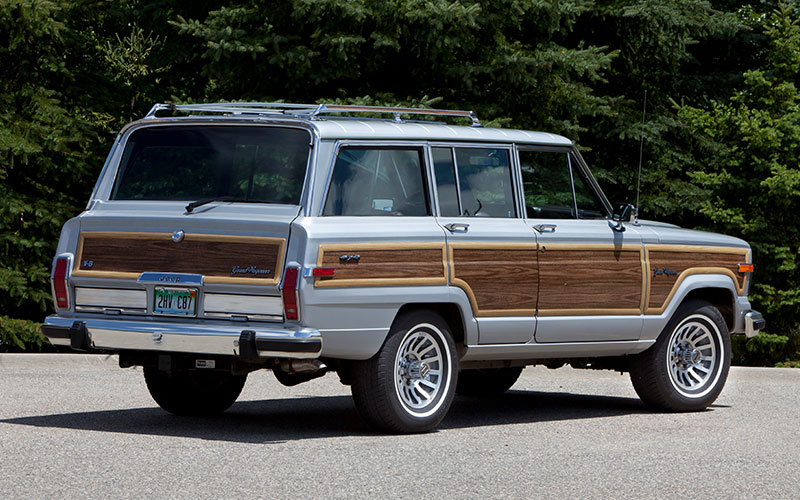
[{"left": 231, "top": 265, "right": 271, "bottom": 277}]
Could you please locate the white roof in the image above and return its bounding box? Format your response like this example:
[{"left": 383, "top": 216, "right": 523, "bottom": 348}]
[
  {"left": 309, "top": 118, "right": 573, "bottom": 145},
  {"left": 128, "top": 114, "right": 573, "bottom": 147}
]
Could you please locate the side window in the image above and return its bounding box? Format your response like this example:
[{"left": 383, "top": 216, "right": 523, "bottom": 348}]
[
  {"left": 323, "top": 147, "right": 429, "bottom": 216},
  {"left": 432, "top": 147, "right": 515, "bottom": 218},
  {"left": 519, "top": 150, "right": 606, "bottom": 219}
]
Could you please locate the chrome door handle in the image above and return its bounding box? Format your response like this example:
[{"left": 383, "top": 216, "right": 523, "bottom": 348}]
[
  {"left": 533, "top": 224, "right": 557, "bottom": 233},
  {"left": 444, "top": 223, "right": 470, "bottom": 233}
]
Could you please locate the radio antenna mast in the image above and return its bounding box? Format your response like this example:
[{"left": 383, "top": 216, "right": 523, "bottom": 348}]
[{"left": 635, "top": 90, "right": 647, "bottom": 224}]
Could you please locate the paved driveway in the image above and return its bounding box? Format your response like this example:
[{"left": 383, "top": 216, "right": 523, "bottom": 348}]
[{"left": 1, "top": 354, "right": 798, "bottom": 499}]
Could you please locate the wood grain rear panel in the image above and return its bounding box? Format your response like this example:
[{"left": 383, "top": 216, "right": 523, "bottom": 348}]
[
  {"left": 646, "top": 246, "right": 749, "bottom": 312},
  {"left": 74, "top": 232, "right": 285, "bottom": 284},
  {"left": 314, "top": 243, "right": 447, "bottom": 288},
  {"left": 537, "top": 245, "right": 644, "bottom": 315},
  {"left": 450, "top": 244, "right": 539, "bottom": 317}
]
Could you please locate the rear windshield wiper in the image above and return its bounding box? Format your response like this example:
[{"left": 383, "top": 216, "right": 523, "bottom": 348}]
[
  {"left": 185, "top": 196, "right": 277, "bottom": 213},
  {"left": 185, "top": 196, "right": 238, "bottom": 213}
]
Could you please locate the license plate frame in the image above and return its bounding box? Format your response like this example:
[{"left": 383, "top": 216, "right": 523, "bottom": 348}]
[{"left": 153, "top": 287, "right": 197, "bottom": 317}]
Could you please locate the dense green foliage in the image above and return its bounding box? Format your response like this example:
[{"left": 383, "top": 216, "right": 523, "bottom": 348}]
[{"left": 1, "top": 0, "right": 798, "bottom": 364}]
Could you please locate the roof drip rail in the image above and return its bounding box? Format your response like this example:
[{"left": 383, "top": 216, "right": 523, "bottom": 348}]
[
  {"left": 142, "top": 102, "right": 482, "bottom": 126},
  {"left": 310, "top": 104, "right": 482, "bottom": 127}
]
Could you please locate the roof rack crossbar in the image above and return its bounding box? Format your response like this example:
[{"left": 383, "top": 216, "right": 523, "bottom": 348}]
[{"left": 143, "top": 102, "right": 481, "bottom": 126}]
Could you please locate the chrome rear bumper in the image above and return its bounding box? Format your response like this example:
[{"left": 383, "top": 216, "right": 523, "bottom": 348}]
[{"left": 41, "top": 315, "right": 322, "bottom": 359}]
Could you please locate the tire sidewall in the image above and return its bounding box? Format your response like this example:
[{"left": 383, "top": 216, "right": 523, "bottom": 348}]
[
  {"left": 378, "top": 311, "right": 458, "bottom": 431},
  {"left": 654, "top": 302, "right": 731, "bottom": 409}
]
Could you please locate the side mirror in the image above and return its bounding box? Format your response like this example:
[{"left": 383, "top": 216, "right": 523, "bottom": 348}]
[
  {"left": 612, "top": 203, "right": 636, "bottom": 223},
  {"left": 610, "top": 203, "right": 636, "bottom": 232}
]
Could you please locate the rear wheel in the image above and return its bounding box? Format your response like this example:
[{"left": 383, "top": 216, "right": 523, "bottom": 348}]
[
  {"left": 456, "top": 367, "right": 523, "bottom": 397},
  {"left": 143, "top": 367, "right": 247, "bottom": 416},
  {"left": 351, "top": 310, "right": 458, "bottom": 433},
  {"left": 630, "top": 300, "right": 730, "bottom": 411}
]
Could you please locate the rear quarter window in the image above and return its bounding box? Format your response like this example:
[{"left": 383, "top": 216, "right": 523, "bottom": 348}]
[{"left": 323, "top": 147, "right": 429, "bottom": 216}]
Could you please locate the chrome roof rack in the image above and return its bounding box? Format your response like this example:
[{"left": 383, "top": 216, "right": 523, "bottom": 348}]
[{"left": 143, "top": 102, "right": 481, "bottom": 127}]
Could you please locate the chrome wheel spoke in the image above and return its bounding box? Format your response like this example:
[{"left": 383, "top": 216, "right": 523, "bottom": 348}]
[
  {"left": 394, "top": 325, "right": 448, "bottom": 412},
  {"left": 667, "top": 318, "right": 722, "bottom": 394}
]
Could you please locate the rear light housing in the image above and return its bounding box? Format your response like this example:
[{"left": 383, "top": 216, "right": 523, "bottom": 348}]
[
  {"left": 282, "top": 266, "right": 300, "bottom": 321},
  {"left": 52, "top": 255, "right": 71, "bottom": 310}
]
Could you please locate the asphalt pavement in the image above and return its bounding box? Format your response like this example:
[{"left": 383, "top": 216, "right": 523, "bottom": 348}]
[{"left": 1, "top": 354, "right": 798, "bottom": 499}]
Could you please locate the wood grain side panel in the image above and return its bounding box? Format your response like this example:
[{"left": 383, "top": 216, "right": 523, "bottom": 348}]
[
  {"left": 314, "top": 243, "right": 447, "bottom": 288},
  {"left": 451, "top": 246, "right": 538, "bottom": 315},
  {"left": 74, "top": 232, "right": 284, "bottom": 284},
  {"left": 537, "top": 248, "right": 643, "bottom": 313},
  {"left": 647, "top": 249, "right": 748, "bottom": 310}
]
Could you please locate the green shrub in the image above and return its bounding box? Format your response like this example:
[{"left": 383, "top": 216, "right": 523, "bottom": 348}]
[
  {"left": 0, "top": 316, "right": 51, "bottom": 352},
  {"left": 732, "top": 330, "right": 800, "bottom": 367}
]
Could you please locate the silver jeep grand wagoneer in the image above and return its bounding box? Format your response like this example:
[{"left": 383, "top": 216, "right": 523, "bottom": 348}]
[{"left": 42, "top": 103, "right": 765, "bottom": 433}]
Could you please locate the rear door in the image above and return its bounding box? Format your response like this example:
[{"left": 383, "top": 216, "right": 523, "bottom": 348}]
[
  {"left": 432, "top": 145, "right": 538, "bottom": 345},
  {"left": 519, "top": 147, "right": 645, "bottom": 342}
]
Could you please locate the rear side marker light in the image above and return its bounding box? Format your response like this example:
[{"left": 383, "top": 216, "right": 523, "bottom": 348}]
[
  {"left": 282, "top": 267, "right": 300, "bottom": 321},
  {"left": 53, "top": 257, "right": 70, "bottom": 309},
  {"left": 312, "top": 267, "right": 335, "bottom": 277},
  {"left": 738, "top": 263, "right": 754, "bottom": 273}
]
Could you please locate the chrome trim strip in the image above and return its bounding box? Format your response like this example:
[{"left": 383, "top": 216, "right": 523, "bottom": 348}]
[
  {"left": 461, "top": 339, "right": 656, "bottom": 361},
  {"left": 203, "top": 312, "right": 282, "bottom": 322}
]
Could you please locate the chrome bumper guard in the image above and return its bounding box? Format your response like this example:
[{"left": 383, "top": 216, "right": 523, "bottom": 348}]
[
  {"left": 41, "top": 315, "right": 322, "bottom": 359},
  {"left": 744, "top": 310, "right": 766, "bottom": 338}
]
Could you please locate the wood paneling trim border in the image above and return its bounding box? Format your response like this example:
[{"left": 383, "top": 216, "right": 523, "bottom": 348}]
[
  {"left": 314, "top": 242, "right": 447, "bottom": 288},
  {"left": 644, "top": 244, "right": 750, "bottom": 315},
  {"left": 73, "top": 231, "right": 286, "bottom": 285}
]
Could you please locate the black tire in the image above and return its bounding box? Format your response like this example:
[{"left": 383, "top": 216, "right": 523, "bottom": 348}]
[
  {"left": 351, "top": 310, "right": 458, "bottom": 434},
  {"left": 456, "top": 367, "right": 523, "bottom": 397},
  {"left": 143, "top": 367, "right": 247, "bottom": 416},
  {"left": 630, "top": 300, "right": 731, "bottom": 411}
]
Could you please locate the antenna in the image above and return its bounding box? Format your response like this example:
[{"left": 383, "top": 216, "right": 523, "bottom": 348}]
[{"left": 634, "top": 90, "right": 647, "bottom": 224}]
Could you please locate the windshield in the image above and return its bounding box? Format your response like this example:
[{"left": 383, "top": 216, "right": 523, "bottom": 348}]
[{"left": 111, "top": 126, "right": 310, "bottom": 204}]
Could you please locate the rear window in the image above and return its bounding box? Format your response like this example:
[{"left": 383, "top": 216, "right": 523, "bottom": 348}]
[{"left": 112, "top": 126, "right": 310, "bottom": 204}]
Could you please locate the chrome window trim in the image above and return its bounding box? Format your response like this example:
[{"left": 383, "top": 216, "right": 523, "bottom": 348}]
[{"left": 567, "top": 153, "right": 579, "bottom": 217}]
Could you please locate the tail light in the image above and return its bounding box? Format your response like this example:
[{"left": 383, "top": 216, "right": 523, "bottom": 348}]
[
  {"left": 282, "top": 266, "right": 300, "bottom": 321},
  {"left": 53, "top": 257, "right": 70, "bottom": 309}
]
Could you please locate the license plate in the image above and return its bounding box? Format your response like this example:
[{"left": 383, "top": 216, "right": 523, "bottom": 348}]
[{"left": 154, "top": 287, "right": 197, "bottom": 316}]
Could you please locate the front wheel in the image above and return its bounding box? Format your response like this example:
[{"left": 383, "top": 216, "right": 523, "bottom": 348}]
[
  {"left": 630, "top": 300, "right": 731, "bottom": 411},
  {"left": 351, "top": 310, "right": 458, "bottom": 433},
  {"left": 143, "top": 367, "right": 247, "bottom": 416}
]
